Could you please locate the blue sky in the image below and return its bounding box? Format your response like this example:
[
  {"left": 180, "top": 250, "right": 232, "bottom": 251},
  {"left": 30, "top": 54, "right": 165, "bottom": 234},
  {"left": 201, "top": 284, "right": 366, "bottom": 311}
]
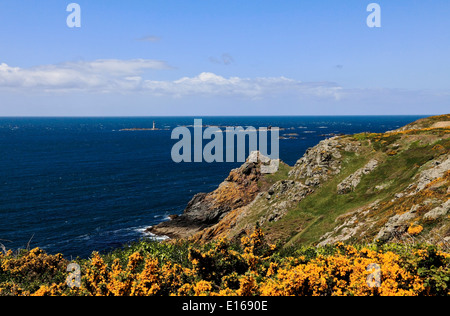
[{"left": 0, "top": 0, "right": 449, "bottom": 116}]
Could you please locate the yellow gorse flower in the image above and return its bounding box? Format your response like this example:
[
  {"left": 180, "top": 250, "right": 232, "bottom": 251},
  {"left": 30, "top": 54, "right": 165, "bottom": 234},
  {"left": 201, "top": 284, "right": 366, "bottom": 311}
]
[{"left": 0, "top": 228, "right": 448, "bottom": 296}]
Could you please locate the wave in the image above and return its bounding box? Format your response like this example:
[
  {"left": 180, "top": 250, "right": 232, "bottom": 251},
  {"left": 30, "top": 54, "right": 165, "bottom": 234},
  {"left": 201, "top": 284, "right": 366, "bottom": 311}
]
[{"left": 137, "top": 227, "right": 170, "bottom": 241}]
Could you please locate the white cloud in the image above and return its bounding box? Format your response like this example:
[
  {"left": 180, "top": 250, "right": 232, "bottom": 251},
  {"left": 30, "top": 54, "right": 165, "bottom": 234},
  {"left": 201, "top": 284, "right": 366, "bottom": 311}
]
[
  {"left": 143, "top": 72, "right": 343, "bottom": 99},
  {"left": 2, "top": 59, "right": 450, "bottom": 116},
  {"left": 0, "top": 60, "right": 344, "bottom": 100},
  {"left": 0, "top": 59, "right": 170, "bottom": 92}
]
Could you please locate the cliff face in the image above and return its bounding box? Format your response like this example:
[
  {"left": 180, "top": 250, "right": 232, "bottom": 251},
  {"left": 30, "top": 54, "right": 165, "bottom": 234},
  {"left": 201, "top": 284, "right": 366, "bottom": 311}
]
[
  {"left": 149, "top": 115, "right": 450, "bottom": 248},
  {"left": 147, "top": 157, "right": 282, "bottom": 239}
]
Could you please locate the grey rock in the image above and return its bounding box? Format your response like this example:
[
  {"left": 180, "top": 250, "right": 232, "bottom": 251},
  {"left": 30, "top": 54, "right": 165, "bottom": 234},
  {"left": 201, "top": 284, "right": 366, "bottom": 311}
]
[
  {"left": 337, "top": 159, "right": 378, "bottom": 195},
  {"left": 375, "top": 205, "right": 420, "bottom": 242},
  {"left": 289, "top": 137, "right": 347, "bottom": 187},
  {"left": 413, "top": 155, "right": 450, "bottom": 193},
  {"left": 424, "top": 200, "right": 450, "bottom": 220}
]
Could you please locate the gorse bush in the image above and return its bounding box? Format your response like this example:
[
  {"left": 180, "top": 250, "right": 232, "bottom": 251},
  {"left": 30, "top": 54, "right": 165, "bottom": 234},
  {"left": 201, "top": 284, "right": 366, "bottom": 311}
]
[
  {"left": 0, "top": 229, "right": 449, "bottom": 296},
  {"left": 0, "top": 248, "right": 68, "bottom": 295}
]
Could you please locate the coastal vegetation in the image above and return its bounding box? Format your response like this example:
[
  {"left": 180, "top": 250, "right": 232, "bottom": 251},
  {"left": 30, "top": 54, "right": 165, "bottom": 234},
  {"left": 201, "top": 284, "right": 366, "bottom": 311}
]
[{"left": 1, "top": 228, "right": 449, "bottom": 296}]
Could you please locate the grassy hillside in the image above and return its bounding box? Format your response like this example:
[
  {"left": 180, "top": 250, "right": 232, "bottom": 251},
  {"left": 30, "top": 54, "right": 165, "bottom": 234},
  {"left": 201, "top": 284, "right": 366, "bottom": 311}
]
[
  {"left": 286, "top": 130, "right": 449, "bottom": 246},
  {"left": 192, "top": 115, "right": 449, "bottom": 251}
]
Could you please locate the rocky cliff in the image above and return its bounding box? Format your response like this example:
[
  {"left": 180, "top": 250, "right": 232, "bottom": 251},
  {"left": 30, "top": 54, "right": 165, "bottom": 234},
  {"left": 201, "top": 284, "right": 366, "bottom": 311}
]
[
  {"left": 148, "top": 114, "right": 450, "bottom": 249},
  {"left": 147, "top": 155, "right": 285, "bottom": 239}
]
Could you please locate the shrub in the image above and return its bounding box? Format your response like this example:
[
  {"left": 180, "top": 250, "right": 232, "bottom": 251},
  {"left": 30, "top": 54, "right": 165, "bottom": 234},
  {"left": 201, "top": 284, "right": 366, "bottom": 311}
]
[{"left": 0, "top": 230, "right": 449, "bottom": 296}]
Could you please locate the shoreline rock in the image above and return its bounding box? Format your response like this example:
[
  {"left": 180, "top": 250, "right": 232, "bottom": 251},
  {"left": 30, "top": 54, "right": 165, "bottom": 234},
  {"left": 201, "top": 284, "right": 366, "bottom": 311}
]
[{"left": 147, "top": 153, "right": 275, "bottom": 239}]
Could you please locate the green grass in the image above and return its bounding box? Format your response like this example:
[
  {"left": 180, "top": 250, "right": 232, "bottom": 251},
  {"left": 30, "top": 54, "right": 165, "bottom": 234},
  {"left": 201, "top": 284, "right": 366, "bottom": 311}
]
[
  {"left": 262, "top": 162, "right": 292, "bottom": 185},
  {"left": 269, "top": 136, "right": 449, "bottom": 247},
  {"left": 285, "top": 153, "right": 373, "bottom": 245},
  {"left": 262, "top": 151, "right": 369, "bottom": 245}
]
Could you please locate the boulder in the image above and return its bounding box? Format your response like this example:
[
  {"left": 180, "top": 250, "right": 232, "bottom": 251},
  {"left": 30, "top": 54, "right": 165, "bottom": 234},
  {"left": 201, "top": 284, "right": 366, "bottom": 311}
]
[
  {"left": 424, "top": 200, "right": 450, "bottom": 221},
  {"left": 337, "top": 159, "right": 378, "bottom": 195}
]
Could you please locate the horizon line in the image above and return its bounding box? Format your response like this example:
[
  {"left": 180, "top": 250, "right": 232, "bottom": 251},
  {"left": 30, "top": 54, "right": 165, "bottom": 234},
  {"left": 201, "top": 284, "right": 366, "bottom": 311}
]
[{"left": 0, "top": 114, "right": 437, "bottom": 119}]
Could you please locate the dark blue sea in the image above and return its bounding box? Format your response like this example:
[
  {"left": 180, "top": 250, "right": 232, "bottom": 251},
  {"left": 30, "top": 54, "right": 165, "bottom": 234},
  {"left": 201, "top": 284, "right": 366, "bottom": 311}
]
[{"left": 0, "top": 116, "right": 425, "bottom": 258}]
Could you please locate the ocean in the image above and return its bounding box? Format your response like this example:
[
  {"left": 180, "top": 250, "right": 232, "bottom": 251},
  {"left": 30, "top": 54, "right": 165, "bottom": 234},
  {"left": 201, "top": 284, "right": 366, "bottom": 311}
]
[{"left": 0, "top": 116, "right": 425, "bottom": 258}]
